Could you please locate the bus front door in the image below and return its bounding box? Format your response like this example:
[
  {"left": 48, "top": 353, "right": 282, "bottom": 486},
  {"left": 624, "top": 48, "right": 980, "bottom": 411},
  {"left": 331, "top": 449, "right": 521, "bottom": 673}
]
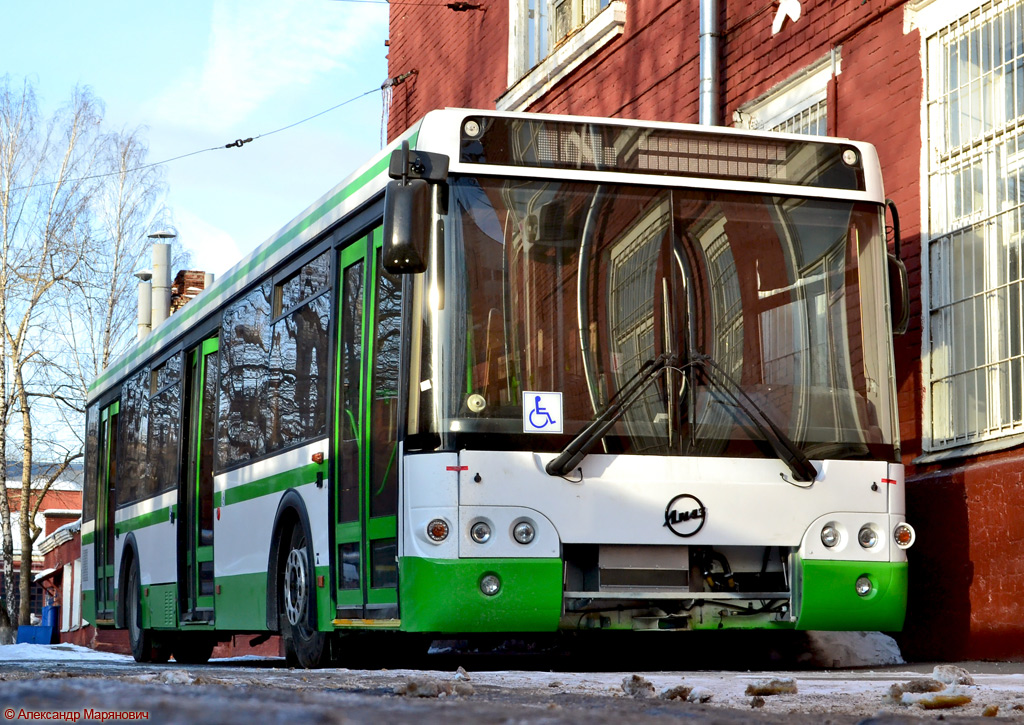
[
  {"left": 95, "top": 402, "right": 119, "bottom": 623},
  {"left": 335, "top": 231, "right": 401, "bottom": 620},
  {"left": 179, "top": 337, "right": 219, "bottom": 622}
]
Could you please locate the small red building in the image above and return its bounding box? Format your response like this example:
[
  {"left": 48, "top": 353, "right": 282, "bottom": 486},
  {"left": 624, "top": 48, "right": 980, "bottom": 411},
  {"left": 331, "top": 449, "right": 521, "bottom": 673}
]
[
  {"left": 386, "top": 0, "right": 1024, "bottom": 660},
  {"left": 2, "top": 464, "right": 83, "bottom": 622}
]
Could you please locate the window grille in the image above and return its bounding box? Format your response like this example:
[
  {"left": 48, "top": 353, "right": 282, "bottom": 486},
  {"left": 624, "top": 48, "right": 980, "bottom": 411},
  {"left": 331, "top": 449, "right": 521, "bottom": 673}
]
[
  {"left": 771, "top": 99, "right": 828, "bottom": 136},
  {"left": 926, "top": 0, "right": 1024, "bottom": 448}
]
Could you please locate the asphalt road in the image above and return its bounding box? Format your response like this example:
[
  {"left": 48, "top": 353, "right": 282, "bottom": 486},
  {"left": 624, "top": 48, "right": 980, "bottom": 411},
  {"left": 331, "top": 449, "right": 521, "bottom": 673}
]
[{"left": 1, "top": 637, "right": 1022, "bottom": 724}]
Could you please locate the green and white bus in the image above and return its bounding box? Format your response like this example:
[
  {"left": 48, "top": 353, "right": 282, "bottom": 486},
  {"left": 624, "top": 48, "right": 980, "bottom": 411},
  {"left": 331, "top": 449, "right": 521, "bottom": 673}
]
[{"left": 82, "top": 109, "right": 915, "bottom": 667}]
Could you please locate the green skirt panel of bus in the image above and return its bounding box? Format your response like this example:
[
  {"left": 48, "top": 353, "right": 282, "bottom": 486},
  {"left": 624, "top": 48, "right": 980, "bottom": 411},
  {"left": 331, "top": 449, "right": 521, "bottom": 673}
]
[
  {"left": 795, "top": 560, "right": 908, "bottom": 631},
  {"left": 398, "top": 556, "right": 562, "bottom": 632}
]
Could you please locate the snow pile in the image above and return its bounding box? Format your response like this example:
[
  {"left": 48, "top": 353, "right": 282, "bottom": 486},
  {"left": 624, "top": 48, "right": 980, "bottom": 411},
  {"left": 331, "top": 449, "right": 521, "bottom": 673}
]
[
  {"left": 886, "top": 666, "right": 978, "bottom": 711},
  {"left": 803, "top": 631, "right": 904, "bottom": 667},
  {"left": 745, "top": 677, "right": 798, "bottom": 696},
  {"left": 621, "top": 674, "right": 655, "bottom": 698},
  {"left": 0, "top": 643, "right": 130, "bottom": 662},
  {"left": 394, "top": 676, "right": 475, "bottom": 698},
  {"left": 0, "top": 647, "right": 131, "bottom": 663}
]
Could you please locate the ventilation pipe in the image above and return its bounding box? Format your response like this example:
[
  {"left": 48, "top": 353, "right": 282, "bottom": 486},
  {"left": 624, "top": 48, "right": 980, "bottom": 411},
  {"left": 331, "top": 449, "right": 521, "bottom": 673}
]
[
  {"left": 135, "top": 269, "right": 153, "bottom": 341},
  {"left": 148, "top": 233, "right": 174, "bottom": 328},
  {"left": 699, "top": 0, "right": 720, "bottom": 125},
  {"left": 204, "top": 272, "right": 216, "bottom": 290}
]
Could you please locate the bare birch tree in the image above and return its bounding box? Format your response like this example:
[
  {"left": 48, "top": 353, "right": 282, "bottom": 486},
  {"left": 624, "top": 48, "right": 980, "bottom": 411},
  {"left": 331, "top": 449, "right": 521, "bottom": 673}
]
[{"left": 0, "top": 76, "right": 166, "bottom": 634}]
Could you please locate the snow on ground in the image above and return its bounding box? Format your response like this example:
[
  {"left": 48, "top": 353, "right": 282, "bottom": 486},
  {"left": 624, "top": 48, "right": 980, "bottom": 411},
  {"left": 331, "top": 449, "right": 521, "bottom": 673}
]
[{"left": 0, "top": 643, "right": 131, "bottom": 662}]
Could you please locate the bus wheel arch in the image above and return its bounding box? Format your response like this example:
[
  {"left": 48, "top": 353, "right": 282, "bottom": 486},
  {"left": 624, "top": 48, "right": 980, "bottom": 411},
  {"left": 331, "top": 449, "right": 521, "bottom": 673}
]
[
  {"left": 115, "top": 534, "right": 140, "bottom": 630},
  {"left": 266, "top": 490, "right": 314, "bottom": 630},
  {"left": 120, "top": 538, "right": 171, "bottom": 663},
  {"left": 266, "top": 490, "right": 326, "bottom": 667}
]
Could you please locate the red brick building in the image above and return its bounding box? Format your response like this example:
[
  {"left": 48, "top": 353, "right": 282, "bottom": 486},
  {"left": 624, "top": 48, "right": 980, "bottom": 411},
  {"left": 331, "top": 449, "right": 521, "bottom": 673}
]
[{"left": 386, "top": 0, "right": 1024, "bottom": 659}]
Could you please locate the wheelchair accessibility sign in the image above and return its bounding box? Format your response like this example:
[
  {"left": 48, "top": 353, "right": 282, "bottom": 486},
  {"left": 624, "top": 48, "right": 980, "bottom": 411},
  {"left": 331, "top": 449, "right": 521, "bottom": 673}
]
[{"left": 523, "top": 391, "right": 563, "bottom": 433}]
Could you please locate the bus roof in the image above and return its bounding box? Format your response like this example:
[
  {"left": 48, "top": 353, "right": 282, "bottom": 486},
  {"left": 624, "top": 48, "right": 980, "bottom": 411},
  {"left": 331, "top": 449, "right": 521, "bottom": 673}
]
[{"left": 87, "top": 108, "right": 884, "bottom": 404}]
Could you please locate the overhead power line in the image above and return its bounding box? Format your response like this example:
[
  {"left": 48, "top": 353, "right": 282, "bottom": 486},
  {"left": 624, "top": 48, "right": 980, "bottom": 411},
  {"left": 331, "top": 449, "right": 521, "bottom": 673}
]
[{"left": 9, "top": 85, "right": 385, "bottom": 194}]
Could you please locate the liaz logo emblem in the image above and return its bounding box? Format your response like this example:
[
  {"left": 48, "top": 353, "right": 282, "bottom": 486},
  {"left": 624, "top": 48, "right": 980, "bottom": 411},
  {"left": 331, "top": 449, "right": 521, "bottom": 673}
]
[{"left": 663, "top": 494, "right": 707, "bottom": 538}]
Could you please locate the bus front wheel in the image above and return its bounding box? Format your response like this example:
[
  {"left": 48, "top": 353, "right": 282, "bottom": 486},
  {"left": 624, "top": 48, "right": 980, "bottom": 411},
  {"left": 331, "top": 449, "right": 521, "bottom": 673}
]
[{"left": 280, "top": 523, "right": 326, "bottom": 668}]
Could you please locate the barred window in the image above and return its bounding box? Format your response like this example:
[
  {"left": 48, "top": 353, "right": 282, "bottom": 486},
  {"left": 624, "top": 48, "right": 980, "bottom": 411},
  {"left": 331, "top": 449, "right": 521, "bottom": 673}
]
[
  {"left": 771, "top": 99, "right": 828, "bottom": 136},
  {"left": 735, "top": 54, "right": 837, "bottom": 137},
  {"left": 925, "top": 0, "right": 1024, "bottom": 449}
]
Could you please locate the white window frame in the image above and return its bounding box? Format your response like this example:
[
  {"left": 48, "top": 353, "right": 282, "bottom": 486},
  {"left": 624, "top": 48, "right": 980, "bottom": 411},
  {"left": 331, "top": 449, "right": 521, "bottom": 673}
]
[
  {"left": 500, "top": 0, "right": 626, "bottom": 112},
  {"left": 733, "top": 52, "right": 841, "bottom": 135},
  {"left": 913, "top": 0, "right": 1024, "bottom": 456}
]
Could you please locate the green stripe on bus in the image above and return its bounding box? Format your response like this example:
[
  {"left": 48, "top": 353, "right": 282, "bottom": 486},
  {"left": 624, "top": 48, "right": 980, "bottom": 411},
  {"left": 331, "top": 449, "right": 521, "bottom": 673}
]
[
  {"left": 219, "top": 461, "right": 326, "bottom": 508},
  {"left": 115, "top": 504, "right": 177, "bottom": 536},
  {"left": 86, "top": 131, "right": 416, "bottom": 398},
  {"left": 214, "top": 571, "right": 267, "bottom": 631},
  {"left": 795, "top": 559, "right": 908, "bottom": 631},
  {"left": 398, "top": 556, "right": 562, "bottom": 633},
  {"left": 81, "top": 530, "right": 94, "bottom": 546}
]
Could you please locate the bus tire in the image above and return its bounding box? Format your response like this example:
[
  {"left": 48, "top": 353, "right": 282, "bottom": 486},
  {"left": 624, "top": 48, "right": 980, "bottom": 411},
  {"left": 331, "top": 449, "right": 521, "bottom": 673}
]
[
  {"left": 126, "top": 557, "right": 171, "bottom": 664},
  {"left": 280, "top": 523, "right": 326, "bottom": 668}
]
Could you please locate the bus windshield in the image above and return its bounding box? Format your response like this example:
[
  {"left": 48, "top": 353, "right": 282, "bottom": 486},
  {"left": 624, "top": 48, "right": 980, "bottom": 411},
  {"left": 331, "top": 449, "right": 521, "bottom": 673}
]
[{"left": 427, "top": 176, "right": 898, "bottom": 463}]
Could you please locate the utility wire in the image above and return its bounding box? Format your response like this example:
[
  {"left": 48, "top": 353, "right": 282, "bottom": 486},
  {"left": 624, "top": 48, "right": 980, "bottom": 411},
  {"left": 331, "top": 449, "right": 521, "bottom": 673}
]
[{"left": 10, "top": 85, "right": 382, "bottom": 193}]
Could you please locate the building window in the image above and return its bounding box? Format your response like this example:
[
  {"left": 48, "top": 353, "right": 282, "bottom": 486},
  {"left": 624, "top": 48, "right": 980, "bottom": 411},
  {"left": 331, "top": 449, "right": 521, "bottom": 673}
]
[
  {"left": 501, "top": 0, "right": 626, "bottom": 111},
  {"left": 734, "top": 53, "right": 839, "bottom": 136},
  {"left": 925, "top": 0, "right": 1024, "bottom": 449},
  {"left": 771, "top": 99, "right": 827, "bottom": 136}
]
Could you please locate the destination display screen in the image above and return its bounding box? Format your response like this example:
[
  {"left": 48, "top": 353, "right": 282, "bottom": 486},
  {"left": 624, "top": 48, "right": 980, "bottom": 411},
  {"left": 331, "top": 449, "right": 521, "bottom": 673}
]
[{"left": 458, "top": 115, "right": 866, "bottom": 192}]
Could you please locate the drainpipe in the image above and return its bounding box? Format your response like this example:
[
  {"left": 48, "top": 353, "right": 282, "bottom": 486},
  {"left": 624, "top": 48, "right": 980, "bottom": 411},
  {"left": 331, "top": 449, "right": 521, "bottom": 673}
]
[{"left": 699, "top": 0, "right": 720, "bottom": 126}]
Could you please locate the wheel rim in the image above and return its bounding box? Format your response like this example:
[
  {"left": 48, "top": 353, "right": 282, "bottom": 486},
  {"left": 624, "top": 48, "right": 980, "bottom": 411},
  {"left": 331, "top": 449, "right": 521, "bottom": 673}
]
[{"left": 284, "top": 545, "right": 308, "bottom": 628}]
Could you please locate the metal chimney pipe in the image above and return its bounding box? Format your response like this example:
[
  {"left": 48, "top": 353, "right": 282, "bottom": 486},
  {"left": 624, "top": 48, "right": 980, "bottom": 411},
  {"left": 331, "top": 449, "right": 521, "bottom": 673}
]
[
  {"left": 699, "top": 0, "right": 720, "bottom": 125},
  {"left": 150, "top": 242, "right": 171, "bottom": 328},
  {"left": 135, "top": 270, "right": 152, "bottom": 341},
  {"left": 204, "top": 272, "right": 215, "bottom": 290}
]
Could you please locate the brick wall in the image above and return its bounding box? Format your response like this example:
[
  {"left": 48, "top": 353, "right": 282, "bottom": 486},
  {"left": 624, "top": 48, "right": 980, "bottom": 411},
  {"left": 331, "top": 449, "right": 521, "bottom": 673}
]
[
  {"left": 386, "top": 3, "right": 507, "bottom": 139},
  {"left": 170, "top": 270, "right": 207, "bottom": 314},
  {"left": 387, "top": 0, "right": 1024, "bottom": 659}
]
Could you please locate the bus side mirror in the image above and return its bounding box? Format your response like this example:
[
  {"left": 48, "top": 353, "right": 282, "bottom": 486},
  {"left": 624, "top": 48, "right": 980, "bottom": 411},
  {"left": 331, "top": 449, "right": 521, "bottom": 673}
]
[
  {"left": 888, "top": 253, "right": 910, "bottom": 336},
  {"left": 885, "top": 199, "right": 910, "bottom": 336},
  {"left": 382, "top": 141, "right": 449, "bottom": 275},
  {"left": 383, "top": 179, "right": 429, "bottom": 273}
]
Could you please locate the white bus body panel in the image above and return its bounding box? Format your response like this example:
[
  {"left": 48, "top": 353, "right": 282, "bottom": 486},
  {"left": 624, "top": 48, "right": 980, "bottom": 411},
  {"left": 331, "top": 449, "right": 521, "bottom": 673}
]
[
  {"left": 114, "top": 490, "right": 180, "bottom": 586},
  {"left": 214, "top": 440, "right": 331, "bottom": 579},
  {"left": 402, "top": 451, "right": 460, "bottom": 561},
  {"left": 457, "top": 450, "right": 892, "bottom": 549}
]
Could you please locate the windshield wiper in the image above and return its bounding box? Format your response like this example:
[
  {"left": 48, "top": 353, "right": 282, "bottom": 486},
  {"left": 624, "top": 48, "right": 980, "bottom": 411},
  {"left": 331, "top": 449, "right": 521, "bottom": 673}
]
[
  {"left": 689, "top": 353, "right": 817, "bottom": 484},
  {"left": 545, "top": 353, "right": 679, "bottom": 477}
]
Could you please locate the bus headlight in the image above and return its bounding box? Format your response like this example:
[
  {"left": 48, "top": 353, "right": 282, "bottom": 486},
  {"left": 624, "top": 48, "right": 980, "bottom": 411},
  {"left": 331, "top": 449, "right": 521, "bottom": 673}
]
[
  {"left": 470, "top": 521, "right": 492, "bottom": 544},
  {"left": 858, "top": 524, "right": 880, "bottom": 549},
  {"left": 512, "top": 520, "right": 535, "bottom": 544},
  {"left": 855, "top": 575, "right": 873, "bottom": 597},
  {"left": 893, "top": 522, "right": 916, "bottom": 549},
  {"left": 820, "top": 524, "right": 840, "bottom": 548},
  {"left": 480, "top": 574, "right": 501, "bottom": 596}
]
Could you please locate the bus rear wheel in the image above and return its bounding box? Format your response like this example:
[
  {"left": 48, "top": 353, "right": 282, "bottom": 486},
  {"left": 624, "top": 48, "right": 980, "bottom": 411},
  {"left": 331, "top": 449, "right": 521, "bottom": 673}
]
[
  {"left": 126, "top": 557, "right": 171, "bottom": 664},
  {"left": 280, "top": 523, "right": 326, "bottom": 668}
]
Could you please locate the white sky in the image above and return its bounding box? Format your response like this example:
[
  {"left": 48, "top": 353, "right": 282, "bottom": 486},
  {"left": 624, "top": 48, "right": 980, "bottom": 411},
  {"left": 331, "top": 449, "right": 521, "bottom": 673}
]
[{"left": 0, "top": 0, "right": 390, "bottom": 276}]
